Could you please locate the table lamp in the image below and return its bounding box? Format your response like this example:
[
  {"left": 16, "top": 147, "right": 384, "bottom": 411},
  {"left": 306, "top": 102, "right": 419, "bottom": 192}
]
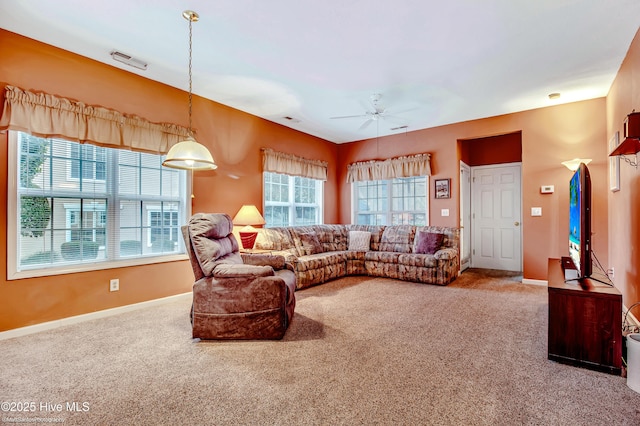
[{"left": 233, "top": 205, "right": 266, "bottom": 249}]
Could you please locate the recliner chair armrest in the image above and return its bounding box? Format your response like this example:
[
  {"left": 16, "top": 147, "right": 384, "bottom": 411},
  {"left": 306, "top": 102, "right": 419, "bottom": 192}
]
[
  {"left": 212, "top": 263, "right": 274, "bottom": 278},
  {"left": 241, "top": 253, "right": 290, "bottom": 270}
]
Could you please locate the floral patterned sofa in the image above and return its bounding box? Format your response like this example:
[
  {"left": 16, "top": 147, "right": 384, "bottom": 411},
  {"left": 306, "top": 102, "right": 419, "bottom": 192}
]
[{"left": 252, "top": 224, "right": 459, "bottom": 289}]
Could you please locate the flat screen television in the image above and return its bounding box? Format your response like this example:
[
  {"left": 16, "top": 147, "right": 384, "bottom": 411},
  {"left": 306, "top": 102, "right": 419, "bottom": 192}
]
[{"left": 568, "top": 162, "right": 591, "bottom": 279}]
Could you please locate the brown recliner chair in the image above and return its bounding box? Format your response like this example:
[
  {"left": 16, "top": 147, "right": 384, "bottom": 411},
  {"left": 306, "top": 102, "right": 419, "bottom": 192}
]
[{"left": 182, "top": 213, "right": 296, "bottom": 340}]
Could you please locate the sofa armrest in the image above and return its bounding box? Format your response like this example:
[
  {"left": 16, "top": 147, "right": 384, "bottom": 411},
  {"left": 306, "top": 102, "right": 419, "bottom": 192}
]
[
  {"left": 212, "top": 263, "right": 274, "bottom": 278},
  {"left": 434, "top": 248, "right": 458, "bottom": 260}
]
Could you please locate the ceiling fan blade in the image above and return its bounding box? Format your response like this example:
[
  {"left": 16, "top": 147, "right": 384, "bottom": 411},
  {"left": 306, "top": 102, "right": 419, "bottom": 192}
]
[
  {"left": 385, "top": 106, "right": 419, "bottom": 115},
  {"left": 382, "top": 114, "right": 408, "bottom": 125},
  {"left": 358, "top": 119, "right": 374, "bottom": 131},
  {"left": 330, "top": 114, "right": 368, "bottom": 119}
]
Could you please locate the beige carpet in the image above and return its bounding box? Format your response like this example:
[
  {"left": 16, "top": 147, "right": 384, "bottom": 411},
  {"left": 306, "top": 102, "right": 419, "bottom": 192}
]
[{"left": 2, "top": 270, "right": 640, "bottom": 425}]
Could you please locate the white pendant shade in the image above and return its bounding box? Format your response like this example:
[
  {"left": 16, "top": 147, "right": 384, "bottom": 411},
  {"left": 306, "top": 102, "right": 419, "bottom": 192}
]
[
  {"left": 162, "top": 136, "right": 217, "bottom": 171},
  {"left": 161, "top": 10, "right": 217, "bottom": 172}
]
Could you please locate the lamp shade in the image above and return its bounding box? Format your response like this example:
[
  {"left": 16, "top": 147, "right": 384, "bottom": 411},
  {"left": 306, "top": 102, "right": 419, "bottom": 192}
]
[
  {"left": 233, "top": 205, "right": 266, "bottom": 226},
  {"left": 609, "top": 137, "right": 640, "bottom": 157},
  {"left": 561, "top": 158, "right": 592, "bottom": 172},
  {"left": 162, "top": 136, "right": 217, "bottom": 171}
]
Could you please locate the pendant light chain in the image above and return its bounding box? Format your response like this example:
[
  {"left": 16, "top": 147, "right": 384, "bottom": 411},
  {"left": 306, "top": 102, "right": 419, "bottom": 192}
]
[
  {"left": 162, "top": 10, "right": 216, "bottom": 171},
  {"left": 187, "top": 14, "right": 194, "bottom": 135}
]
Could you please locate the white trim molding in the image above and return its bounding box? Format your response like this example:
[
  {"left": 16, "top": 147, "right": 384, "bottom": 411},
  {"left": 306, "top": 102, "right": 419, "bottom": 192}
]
[
  {"left": 0, "top": 292, "right": 191, "bottom": 341},
  {"left": 522, "top": 278, "right": 547, "bottom": 286}
]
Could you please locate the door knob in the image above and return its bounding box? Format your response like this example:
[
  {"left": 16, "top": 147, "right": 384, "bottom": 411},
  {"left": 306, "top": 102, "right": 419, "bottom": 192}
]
[{"left": 514, "top": 221, "right": 520, "bottom": 226}]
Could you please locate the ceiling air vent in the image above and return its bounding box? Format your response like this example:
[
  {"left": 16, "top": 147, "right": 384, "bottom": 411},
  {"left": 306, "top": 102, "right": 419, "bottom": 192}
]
[{"left": 110, "top": 50, "right": 148, "bottom": 70}]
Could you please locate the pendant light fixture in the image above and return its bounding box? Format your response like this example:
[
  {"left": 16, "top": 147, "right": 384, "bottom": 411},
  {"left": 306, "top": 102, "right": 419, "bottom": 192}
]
[{"left": 162, "top": 10, "right": 217, "bottom": 171}]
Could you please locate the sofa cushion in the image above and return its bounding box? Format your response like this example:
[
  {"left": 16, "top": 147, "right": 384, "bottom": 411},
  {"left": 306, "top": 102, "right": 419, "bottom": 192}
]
[
  {"left": 397, "top": 253, "right": 439, "bottom": 268},
  {"left": 379, "top": 225, "right": 416, "bottom": 253},
  {"left": 414, "top": 231, "right": 444, "bottom": 254},
  {"left": 415, "top": 226, "right": 459, "bottom": 252},
  {"left": 289, "top": 225, "right": 349, "bottom": 254},
  {"left": 348, "top": 230, "right": 371, "bottom": 251},
  {"left": 296, "top": 251, "right": 348, "bottom": 272},
  {"left": 364, "top": 250, "right": 402, "bottom": 263},
  {"left": 299, "top": 232, "right": 323, "bottom": 255},
  {"left": 254, "top": 227, "right": 295, "bottom": 251},
  {"left": 348, "top": 225, "right": 386, "bottom": 251},
  {"left": 315, "top": 225, "right": 349, "bottom": 252}
]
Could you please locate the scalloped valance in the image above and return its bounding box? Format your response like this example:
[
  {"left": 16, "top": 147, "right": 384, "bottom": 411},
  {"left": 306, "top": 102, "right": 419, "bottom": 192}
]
[
  {"left": 0, "top": 85, "right": 189, "bottom": 153},
  {"left": 347, "top": 153, "right": 432, "bottom": 183},
  {"left": 262, "top": 148, "right": 328, "bottom": 181}
]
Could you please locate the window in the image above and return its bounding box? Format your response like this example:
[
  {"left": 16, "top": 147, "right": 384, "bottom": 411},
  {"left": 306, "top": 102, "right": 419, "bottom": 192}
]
[
  {"left": 353, "top": 176, "right": 428, "bottom": 225},
  {"left": 9, "top": 131, "right": 189, "bottom": 278},
  {"left": 69, "top": 143, "right": 106, "bottom": 181},
  {"left": 263, "top": 172, "right": 323, "bottom": 227}
]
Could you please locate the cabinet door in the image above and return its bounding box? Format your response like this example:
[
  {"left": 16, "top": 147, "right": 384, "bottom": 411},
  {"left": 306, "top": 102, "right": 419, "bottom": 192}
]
[{"left": 548, "top": 290, "right": 621, "bottom": 369}]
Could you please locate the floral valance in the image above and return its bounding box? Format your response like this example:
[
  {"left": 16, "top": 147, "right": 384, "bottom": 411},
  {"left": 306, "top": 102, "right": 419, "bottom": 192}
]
[
  {"left": 0, "top": 85, "right": 189, "bottom": 153},
  {"left": 262, "top": 148, "right": 328, "bottom": 181},
  {"left": 346, "top": 153, "right": 432, "bottom": 183}
]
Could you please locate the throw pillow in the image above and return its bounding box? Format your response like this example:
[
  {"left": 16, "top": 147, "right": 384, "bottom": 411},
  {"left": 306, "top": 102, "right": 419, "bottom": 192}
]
[
  {"left": 299, "top": 232, "right": 322, "bottom": 255},
  {"left": 414, "top": 231, "right": 444, "bottom": 255},
  {"left": 348, "top": 231, "right": 371, "bottom": 251}
]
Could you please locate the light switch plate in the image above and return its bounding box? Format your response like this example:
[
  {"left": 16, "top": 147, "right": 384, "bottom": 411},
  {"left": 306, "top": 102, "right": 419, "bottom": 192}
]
[
  {"left": 541, "top": 185, "right": 554, "bottom": 194},
  {"left": 531, "top": 207, "right": 542, "bottom": 216},
  {"left": 441, "top": 209, "right": 449, "bottom": 217}
]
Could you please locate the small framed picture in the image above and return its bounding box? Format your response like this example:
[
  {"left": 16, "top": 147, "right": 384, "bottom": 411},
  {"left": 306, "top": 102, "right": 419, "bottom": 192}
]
[{"left": 434, "top": 178, "right": 450, "bottom": 199}]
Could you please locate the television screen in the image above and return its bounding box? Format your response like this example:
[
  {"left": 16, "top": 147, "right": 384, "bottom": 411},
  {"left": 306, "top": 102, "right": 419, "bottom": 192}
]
[{"left": 568, "top": 163, "right": 591, "bottom": 279}]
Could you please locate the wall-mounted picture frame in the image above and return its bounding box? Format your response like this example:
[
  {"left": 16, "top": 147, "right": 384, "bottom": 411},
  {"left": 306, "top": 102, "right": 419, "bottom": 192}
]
[
  {"left": 435, "top": 178, "right": 451, "bottom": 199},
  {"left": 609, "top": 131, "right": 620, "bottom": 192}
]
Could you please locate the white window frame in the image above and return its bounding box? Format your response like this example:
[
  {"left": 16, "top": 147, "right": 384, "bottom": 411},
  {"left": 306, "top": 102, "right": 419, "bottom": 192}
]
[
  {"left": 351, "top": 176, "right": 430, "bottom": 226},
  {"left": 7, "top": 131, "right": 190, "bottom": 280},
  {"left": 67, "top": 143, "right": 107, "bottom": 182},
  {"left": 146, "top": 208, "right": 179, "bottom": 249},
  {"left": 263, "top": 172, "right": 324, "bottom": 227},
  {"left": 64, "top": 202, "right": 107, "bottom": 245}
]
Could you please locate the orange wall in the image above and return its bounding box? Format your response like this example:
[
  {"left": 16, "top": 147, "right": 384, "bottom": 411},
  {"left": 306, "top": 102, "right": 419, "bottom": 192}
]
[
  {"left": 337, "top": 99, "right": 609, "bottom": 281},
  {"left": 2, "top": 25, "right": 636, "bottom": 331},
  {"left": 0, "top": 30, "right": 337, "bottom": 331},
  {"left": 606, "top": 28, "right": 640, "bottom": 309}
]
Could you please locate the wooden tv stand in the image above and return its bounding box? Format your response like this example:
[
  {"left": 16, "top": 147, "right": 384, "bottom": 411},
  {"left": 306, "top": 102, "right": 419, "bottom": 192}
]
[{"left": 547, "top": 258, "right": 622, "bottom": 375}]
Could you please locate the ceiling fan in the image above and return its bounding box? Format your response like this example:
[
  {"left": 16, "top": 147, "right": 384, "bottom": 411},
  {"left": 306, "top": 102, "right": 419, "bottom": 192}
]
[{"left": 330, "top": 93, "right": 410, "bottom": 131}]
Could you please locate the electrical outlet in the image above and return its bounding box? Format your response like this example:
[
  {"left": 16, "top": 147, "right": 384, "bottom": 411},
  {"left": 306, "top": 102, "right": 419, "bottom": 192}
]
[
  {"left": 109, "top": 278, "right": 119, "bottom": 292},
  {"left": 607, "top": 267, "right": 614, "bottom": 279}
]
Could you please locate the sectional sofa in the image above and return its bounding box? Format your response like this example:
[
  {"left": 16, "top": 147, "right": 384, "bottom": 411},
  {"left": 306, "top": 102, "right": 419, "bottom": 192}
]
[{"left": 252, "top": 224, "right": 460, "bottom": 289}]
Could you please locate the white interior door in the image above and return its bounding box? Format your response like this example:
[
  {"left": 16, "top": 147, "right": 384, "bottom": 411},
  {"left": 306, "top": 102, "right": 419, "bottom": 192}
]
[
  {"left": 471, "top": 163, "right": 522, "bottom": 271},
  {"left": 459, "top": 162, "right": 471, "bottom": 271}
]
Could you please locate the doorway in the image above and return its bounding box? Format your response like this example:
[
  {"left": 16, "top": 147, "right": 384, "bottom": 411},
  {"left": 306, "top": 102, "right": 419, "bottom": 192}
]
[
  {"left": 459, "top": 162, "right": 471, "bottom": 271},
  {"left": 459, "top": 131, "right": 523, "bottom": 273},
  {"left": 470, "top": 163, "right": 522, "bottom": 271}
]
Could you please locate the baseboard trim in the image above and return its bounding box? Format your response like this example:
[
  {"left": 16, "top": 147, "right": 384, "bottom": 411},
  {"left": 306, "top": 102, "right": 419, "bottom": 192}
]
[
  {"left": 0, "top": 292, "right": 192, "bottom": 341},
  {"left": 523, "top": 278, "right": 548, "bottom": 286}
]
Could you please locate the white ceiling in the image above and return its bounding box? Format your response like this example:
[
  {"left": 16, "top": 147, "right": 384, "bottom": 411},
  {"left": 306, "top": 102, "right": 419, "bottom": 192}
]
[{"left": 1, "top": 0, "right": 638, "bottom": 143}]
